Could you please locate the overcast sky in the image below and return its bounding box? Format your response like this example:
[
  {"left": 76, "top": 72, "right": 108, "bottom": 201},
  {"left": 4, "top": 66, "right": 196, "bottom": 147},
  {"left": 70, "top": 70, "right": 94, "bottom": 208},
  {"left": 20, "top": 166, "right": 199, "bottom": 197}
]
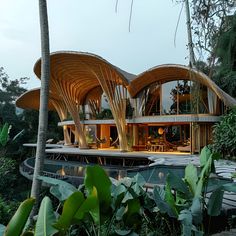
[{"left": 0, "top": 0, "right": 189, "bottom": 89}]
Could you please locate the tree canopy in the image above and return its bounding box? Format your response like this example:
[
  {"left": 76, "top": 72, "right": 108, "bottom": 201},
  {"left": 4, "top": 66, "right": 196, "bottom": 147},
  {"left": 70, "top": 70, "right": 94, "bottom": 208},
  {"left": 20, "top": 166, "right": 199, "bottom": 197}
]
[
  {"left": 0, "top": 67, "right": 28, "bottom": 105},
  {"left": 212, "top": 14, "right": 236, "bottom": 97},
  {"left": 191, "top": 0, "right": 235, "bottom": 57},
  {"left": 183, "top": 1, "right": 236, "bottom": 98}
]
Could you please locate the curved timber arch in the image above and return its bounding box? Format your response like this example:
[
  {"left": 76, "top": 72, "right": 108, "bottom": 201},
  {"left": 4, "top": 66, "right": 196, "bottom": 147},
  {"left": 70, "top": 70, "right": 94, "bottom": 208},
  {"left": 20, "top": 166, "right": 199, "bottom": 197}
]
[
  {"left": 16, "top": 88, "right": 71, "bottom": 145},
  {"left": 34, "top": 51, "right": 134, "bottom": 151},
  {"left": 128, "top": 64, "right": 236, "bottom": 107},
  {"left": 16, "top": 52, "right": 236, "bottom": 153}
]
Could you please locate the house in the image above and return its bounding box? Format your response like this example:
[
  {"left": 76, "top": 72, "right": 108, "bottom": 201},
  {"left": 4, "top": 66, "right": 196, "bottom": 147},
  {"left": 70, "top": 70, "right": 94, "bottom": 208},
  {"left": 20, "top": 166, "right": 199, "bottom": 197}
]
[{"left": 16, "top": 51, "right": 236, "bottom": 153}]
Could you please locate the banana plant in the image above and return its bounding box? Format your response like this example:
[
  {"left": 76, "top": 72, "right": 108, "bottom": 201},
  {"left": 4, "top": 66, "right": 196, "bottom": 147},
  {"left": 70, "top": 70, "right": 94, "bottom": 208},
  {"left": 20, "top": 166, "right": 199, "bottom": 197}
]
[
  {"left": 1, "top": 197, "right": 59, "bottom": 236},
  {"left": 38, "top": 166, "right": 147, "bottom": 236},
  {"left": 2, "top": 149, "right": 235, "bottom": 236},
  {"left": 2, "top": 198, "right": 35, "bottom": 236},
  {"left": 34, "top": 197, "right": 58, "bottom": 236},
  {"left": 0, "top": 123, "right": 24, "bottom": 157},
  {"left": 153, "top": 146, "right": 236, "bottom": 236},
  {"left": 0, "top": 165, "right": 174, "bottom": 236},
  {"left": 0, "top": 123, "right": 10, "bottom": 148}
]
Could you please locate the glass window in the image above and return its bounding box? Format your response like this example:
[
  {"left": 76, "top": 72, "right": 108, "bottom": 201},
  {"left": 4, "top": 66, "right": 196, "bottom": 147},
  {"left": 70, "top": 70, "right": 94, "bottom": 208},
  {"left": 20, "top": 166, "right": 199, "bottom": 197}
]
[
  {"left": 165, "top": 125, "right": 190, "bottom": 145},
  {"left": 138, "top": 125, "right": 147, "bottom": 145},
  {"left": 199, "top": 85, "right": 209, "bottom": 113},
  {"left": 137, "top": 79, "right": 215, "bottom": 116},
  {"left": 178, "top": 80, "right": 191, "bottom": 114},
  {"left": 145, "top": 85, "right": 160, "bottom": 116},
  {"left": 190, "top": 83, "right": 209, "bottom": 114},
  {"left": 101, "top": 93, "right": 110, "bottom": 110},
  {"left": 85, "top": 125, "right": 96, "bottom": 143},
  {"left": 162, "top": 80, "right": 210, "bottom": 115},
  {"left": 161, "top": 81, "right": 177, "bottom": 115}
]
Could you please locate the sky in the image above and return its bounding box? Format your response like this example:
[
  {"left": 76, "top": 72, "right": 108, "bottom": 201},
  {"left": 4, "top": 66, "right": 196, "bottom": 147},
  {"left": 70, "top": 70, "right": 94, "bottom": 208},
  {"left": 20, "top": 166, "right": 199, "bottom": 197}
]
[{"left": 0, "top": 0, "right": 189, "bottom": 89}]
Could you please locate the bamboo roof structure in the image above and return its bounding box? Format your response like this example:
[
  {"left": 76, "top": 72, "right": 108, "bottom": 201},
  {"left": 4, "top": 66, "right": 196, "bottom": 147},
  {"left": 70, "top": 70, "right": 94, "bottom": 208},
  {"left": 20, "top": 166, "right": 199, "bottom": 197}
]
[
  {"left": 16, "top": 51, "right": 236, "bottom": 150},
  {"left": 16, "top": 88, "right": 69, "bottom": 120},
  {"left": 17, "top": 52, "right": 236, "bottom": 111},
  {"left": 16, "top": 88, "right": 56, "bottom": 111},
  {"left": 128, "top": 64, "right": 236, "bottom": 107},
  {"left": 33, "top": 51, "right": 132, "bottom": 103},
  {"left": 33, "top": 51, "right": 134, "bottom": 150}
]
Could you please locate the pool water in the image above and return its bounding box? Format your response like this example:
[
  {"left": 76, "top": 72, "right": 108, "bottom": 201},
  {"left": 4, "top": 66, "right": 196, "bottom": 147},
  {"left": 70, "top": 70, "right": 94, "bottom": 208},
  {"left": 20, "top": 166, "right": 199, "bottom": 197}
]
[
  {"left": 25, "top": 157, "right": 188, "bottom": 185},
  {"left": 127, "top": 165, "right": 186, "bottom": 184}
]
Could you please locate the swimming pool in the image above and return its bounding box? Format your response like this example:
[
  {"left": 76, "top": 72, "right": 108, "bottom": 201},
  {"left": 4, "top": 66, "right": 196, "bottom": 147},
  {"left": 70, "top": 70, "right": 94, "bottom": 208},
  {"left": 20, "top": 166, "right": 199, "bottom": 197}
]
[
  {"left": 127, "top": 164, "right": 188, "bottom": 184},
  {"left": 21, "top": 157, "right": 190, "bottom": 186}
]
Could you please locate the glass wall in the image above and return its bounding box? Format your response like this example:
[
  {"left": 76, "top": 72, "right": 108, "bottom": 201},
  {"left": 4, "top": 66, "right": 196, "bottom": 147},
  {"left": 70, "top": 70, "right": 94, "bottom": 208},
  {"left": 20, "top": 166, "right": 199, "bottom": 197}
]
[
  {"left": 161, "top": 81, "right": 177, "bottom": 115},
  {"left": 138, "top": 125, "right": 148, "bottom": 145},
  {"left": 136, "top": 84, "right": 161, "bottom": 116},
  {"left": 147, "top": 124, "right": 191, "bottom": 152},
  {"left": 135, "top": 79, "right": 216, "bottom": 117},
  {"left": 199, "top": 85, "right": 209, "bottom": 114},
  {"left": 190, "top": 82, "right": 209, "bottom": 114},
  {"left": 101, "top": 93, "right": 110, "bottom": 110},
  {"left": 178, "top": 80, "right": 191, "bottom": 114}
]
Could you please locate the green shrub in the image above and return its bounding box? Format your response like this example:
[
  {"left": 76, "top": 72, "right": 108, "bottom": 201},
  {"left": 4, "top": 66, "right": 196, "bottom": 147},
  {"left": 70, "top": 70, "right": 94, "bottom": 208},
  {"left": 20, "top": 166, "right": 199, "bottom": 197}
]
[
  {"left": 0, "top": 197, "right": 19, "bottom": 226},
  {"left": 0, "top": 157, "right": 17, "bottom": 194},
  {"left": 212, "top": 107, "right": 236, "bottom": 159},
  {"left": 96, "top": 109, "right": 113, "bottom": 119},
  {"left": 2, "top": 148, "right": 236, "bottom": 235}
]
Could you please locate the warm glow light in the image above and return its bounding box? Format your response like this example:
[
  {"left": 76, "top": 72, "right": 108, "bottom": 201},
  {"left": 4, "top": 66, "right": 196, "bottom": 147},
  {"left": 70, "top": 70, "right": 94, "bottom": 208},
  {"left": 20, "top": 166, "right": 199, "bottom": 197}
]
[
  {"left": 158, "top": 127, "right": 164, "bottom": 135},
  {"left": 60, "top": 167, "right": 66, "bottom": 176}
]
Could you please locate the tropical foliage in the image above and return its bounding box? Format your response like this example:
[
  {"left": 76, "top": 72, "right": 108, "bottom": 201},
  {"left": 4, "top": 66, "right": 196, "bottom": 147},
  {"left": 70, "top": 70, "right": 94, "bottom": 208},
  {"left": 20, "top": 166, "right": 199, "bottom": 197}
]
[
  {"left": 0, "top": 157, "right": 17, "bottom": 195},
  {"left": 0, "top": 65, "right": 63, "bottom": 227},
  {"left": 190, "top": 0, "right": 235, "bottom": 59},
  {"left": 212, "top": 13, "right": 236, "bottom": 97},
  {"left": 182, "top": 1, "right": 236, "bottom": 100},
  {"left": 96, "top": 109, "right": 114, "bottom": 119},
  {"left": 0, "top": 123, "right": 28, "bottom": 225},
  {"left": 0, "top": 67, "right": 28, "bottom": 104},
  {"left": 0, "top": 197, "right": 19, "bottom": 226},
  {"left": 212, "top": 107, "right": 236, "bottom": 158},
  {"left": 1, "top": 147, "right": 236, "bottom": 236},
  {"left": 0, "top": 123, "right": 11, "bottom": 158},
  {"left": 0, "top": 67, "right": 27, "bottom": 140}
]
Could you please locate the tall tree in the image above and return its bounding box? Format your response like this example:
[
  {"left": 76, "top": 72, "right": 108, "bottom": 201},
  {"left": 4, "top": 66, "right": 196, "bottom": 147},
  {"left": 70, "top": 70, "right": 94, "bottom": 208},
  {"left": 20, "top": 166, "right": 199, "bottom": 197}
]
[
  {"left": 191, "top": 0, "right": 235, "bottom": 61},
  {"left": 0, "top": 68, "right": 29, "bottom": 145},
  {"left": 212, "top": 13, "right": 236, "bottom": 97},
  {"left": 30, "top": 0, "right": 50, "bottom": 216},
  {"left": 185, "top": 0, "right": 196, "bottom": 67},
  {"left": 190, "top": 0, "right": 236, "bottom": 96},
  {"left": 0, "top": 67, "right": 28, "bottom": 105}
]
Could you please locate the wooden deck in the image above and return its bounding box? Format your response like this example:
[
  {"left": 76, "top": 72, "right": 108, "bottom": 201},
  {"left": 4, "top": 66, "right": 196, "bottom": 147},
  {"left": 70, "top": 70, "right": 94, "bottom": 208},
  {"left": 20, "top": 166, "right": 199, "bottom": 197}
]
[{"left": 45, "top": 147, "right": 195, "bottom": 161}]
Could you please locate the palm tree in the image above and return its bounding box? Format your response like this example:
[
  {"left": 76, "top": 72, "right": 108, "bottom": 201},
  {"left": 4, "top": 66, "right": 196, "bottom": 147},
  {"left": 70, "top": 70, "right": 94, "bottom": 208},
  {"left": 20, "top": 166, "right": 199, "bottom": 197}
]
[
  {"left": 184, "top": 0, "right": 195, "bottom": 67},
  {"left": 30, "top": 0, "right": 50, "bottom": 216}
]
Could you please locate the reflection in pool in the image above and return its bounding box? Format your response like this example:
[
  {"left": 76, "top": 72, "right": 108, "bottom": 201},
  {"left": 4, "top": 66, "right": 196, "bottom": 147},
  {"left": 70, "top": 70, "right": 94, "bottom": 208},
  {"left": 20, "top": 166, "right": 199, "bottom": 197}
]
[{"left": 128, "top": 165, "right": 188, "bottom": 184}]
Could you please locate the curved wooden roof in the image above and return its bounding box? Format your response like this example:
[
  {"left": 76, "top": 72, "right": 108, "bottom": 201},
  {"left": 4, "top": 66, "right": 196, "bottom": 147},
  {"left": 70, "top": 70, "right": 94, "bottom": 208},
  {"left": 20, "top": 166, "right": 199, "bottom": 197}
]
[
  {"left": 34, "top": 51, "right": 133, "bottom": 104},
  {"left": 16, "top": 88, "right": 56, "bottom": 111},
  {"left": 16, "top": 52, "right": 236, "bottom": 110},
  {"left": 128, "top": 64, "right": 236, "bottom": 107}
]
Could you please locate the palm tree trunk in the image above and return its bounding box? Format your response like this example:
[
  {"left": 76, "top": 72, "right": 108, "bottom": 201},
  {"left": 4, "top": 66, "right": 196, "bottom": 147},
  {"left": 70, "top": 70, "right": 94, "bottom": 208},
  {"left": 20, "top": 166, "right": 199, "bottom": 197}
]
[
  {"left": 185, "top": 0, "right": 199, "bottom": 154},
  {"left": 185, "top": 0, "right": 195, "bottom": 67},
  {"left": 30, "top": 0, "right": 50, "bottom": 217}
]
